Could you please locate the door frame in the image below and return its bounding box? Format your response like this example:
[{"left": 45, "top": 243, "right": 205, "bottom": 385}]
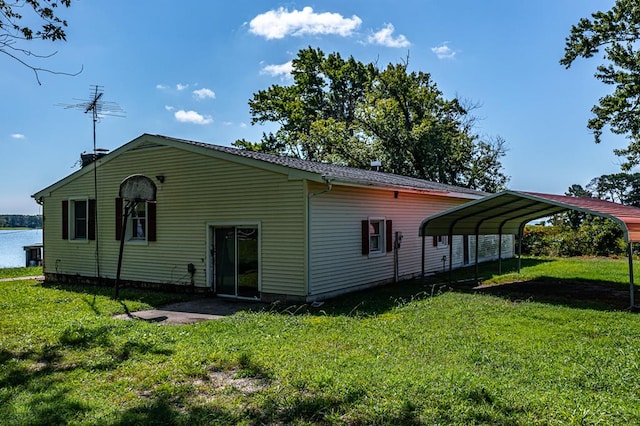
[{"left": 206, "top": 221, "right": 262, "bottom": 299}]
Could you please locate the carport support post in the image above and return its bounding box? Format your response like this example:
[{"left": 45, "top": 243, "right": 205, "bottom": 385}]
[
  {"left": 421, "top": 235, "right": 425, "bottom": 279},
  {"left": 517, "top": 224, "right": 524, "bottom": 274},
  {"left": 448, "top": 233, "right": 453, "bottom": 283},
  {"left": 628, "top": 241, "right": 635, "bottom": 308},
  {"left": 474, "top": 233, "right": 479, "bottom": 283},
  {"left": 498, "top": 233, "right": 503, "bottom": 275}
]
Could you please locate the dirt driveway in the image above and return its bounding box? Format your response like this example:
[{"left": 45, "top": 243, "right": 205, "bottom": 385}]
[{"left": 471, "top": 280, "right": 633, "bottom": 310}]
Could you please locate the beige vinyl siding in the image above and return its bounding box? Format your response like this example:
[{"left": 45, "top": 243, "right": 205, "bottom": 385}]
[
  {"left": 43, "top": 145, "right": 307, "bottom": 296},
  {"left": 308, "top": 183, "right": 471, "bottom": 296},
  {"left": 308, "top": 183, "right": 514, "bottom": 296},
  {"left": 42, "top": 177, "right": 99, "bottom": 278}
]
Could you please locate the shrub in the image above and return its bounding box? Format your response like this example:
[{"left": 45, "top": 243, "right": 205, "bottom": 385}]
[{"left": 521, "top": 218, "right": 626, "bottom": 257}]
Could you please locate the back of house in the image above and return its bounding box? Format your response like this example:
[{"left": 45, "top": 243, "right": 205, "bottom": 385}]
[{"left": 33, "top": 134, "right": 514, "bottom": 301}]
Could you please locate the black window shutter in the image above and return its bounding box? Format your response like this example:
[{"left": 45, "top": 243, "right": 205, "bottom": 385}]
[
  {"left": 361, "top": 220, "right": 369, "bottom": 255},
  {"left": 433, "top": 236, "right": 437, "bottom": 247},
  {"left": 115, "top": 198, "right": 123, "bottom": 241},
  {"left": 88, "top": 199, "right": 96, "bottom": 240},
  {"left": 386, "top": 220, "right": 393, "bottom": 252},
  {"left": 62, "top": 200, "right": 68, "bottom": 240},
  {"left": 147, "top": 202, "right": 157, "bottom": 242}
]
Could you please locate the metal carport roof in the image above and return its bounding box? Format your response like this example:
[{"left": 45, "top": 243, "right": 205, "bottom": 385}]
[{"left": 419, "top": 190, "right": 640, "bottom": 308}]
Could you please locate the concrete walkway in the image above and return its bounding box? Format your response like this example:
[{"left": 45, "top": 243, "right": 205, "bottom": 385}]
[
  {"left": 0, "top": 275, "right": 44, "bottom": 282},
  {"left": 114, "top": 297, "right": 265, "bottom": 325},
  {"left": 3, "top": 275, "right": 263, "bottom": 324}
]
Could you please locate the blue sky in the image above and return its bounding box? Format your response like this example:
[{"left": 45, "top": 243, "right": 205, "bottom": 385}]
[{"left": 1, "top": 0, "right": 624, "bottom": 214}]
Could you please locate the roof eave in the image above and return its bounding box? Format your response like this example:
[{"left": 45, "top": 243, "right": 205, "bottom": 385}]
[{"left": 323, "top": 177, "right": 483, "bottom": 198}]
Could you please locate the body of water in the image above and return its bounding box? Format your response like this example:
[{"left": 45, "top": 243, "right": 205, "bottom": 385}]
[{"left": 0, "top": 229, "right": 43, "bottom": 268}]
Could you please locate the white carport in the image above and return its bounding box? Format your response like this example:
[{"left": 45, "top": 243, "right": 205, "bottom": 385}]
[{"left": 419, "top": 190, "right": 640, "bottom": 308}]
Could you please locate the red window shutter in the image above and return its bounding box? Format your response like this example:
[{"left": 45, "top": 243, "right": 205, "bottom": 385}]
[
  {"left": 88, "top": 199, "right": 96, "bottom": 240},
  {"left": 386, "top": 220, "right": 393, "bottom": 252},
  {"left": 361, "top": 220, "right": 369, "bottom": 255},
  {"left": 62, "top": 200, "right": 69, "bottom": 240},
  {"left": 115, "top": 198, "right": 123, "bottom": 241},
  {"left": 147, "top": 202, "right": 157, "bottom": 242}
]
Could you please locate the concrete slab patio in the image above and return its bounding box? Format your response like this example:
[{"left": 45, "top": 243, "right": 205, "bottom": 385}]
[{"left": 113, "top": 298, "right": 266, "bottom": 325}]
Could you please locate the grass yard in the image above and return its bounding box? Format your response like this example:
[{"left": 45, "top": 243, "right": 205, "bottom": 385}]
[
  {"left": 0, "top": 266, "right": 43, "bottom": 280},
  {"left": 1, "top": 258, "right": 640, "bottom": 425}
]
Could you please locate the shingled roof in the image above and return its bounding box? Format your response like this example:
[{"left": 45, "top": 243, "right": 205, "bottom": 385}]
[{"left": 158, "top": 134, "right": 484, "bottom": 197}]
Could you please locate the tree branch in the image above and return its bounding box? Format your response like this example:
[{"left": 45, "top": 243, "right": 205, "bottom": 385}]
[{"left": 1, "top": 46, "right": 82, "bottom": 85}]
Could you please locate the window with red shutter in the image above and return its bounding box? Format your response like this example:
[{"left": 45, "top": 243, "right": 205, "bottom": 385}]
[{"left": 362, "top": 217, "right": 391, "bottom": 256}]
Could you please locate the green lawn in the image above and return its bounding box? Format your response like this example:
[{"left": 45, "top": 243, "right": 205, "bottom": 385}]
[
  {"left": 0, "top": 266, "right": 43, "bottom": 279},
  {"left": 1, "top": 258, "right": 640, "bottom": 425}
]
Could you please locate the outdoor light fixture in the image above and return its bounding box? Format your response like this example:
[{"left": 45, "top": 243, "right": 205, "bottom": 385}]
[{"left": 155, "top": 174, "right": 165, "bottom": 183}]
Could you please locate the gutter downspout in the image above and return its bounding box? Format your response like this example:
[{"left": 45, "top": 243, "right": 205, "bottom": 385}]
[{"left": 307, "top": 178, "right": 333, "bottom": 297}]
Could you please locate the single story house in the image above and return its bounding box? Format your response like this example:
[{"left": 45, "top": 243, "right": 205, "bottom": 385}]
[{"left": 33, "top": 134, "right": 514, "bottom": 301}]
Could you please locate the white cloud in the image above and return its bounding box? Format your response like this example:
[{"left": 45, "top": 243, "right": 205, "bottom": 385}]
[
  {"left": 260, "top": 61, "right": 293, "bottom": 79},
  {"left": 176, "top": 83, "right": 189, "bottom": 91},
  {"left": 249, "top": 6, "right": 362, "bottom": 39},
  {"left": 156, "top": 84, "right": 169, "bottom": 90},
  {"left": 431, "top": 43, "right": 456, "bottom": 59},
  {"left": 10, "top": 133, "right": 25, "bottom": 140},
  {"left": 174, "top": 110, "right": 213, "bottom": 125},
  {"left": 193, "top": 88, "right": 216, "bottom": 100},
  {"left": 240, "top": 122, "right": 247, "bottom": 128},
  {"left": 164, "top": 105, "right": 175, "bottom": 111},
  {"left": 368, "top": 23, "right": 410, "bottom": 48}
]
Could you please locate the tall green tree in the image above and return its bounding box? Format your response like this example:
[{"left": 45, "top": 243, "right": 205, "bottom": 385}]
[
  {"left": 358, "top": 62, "right": 470, "bottom": 181},
  {"left": 1, "top": 0, "right": 79, "bottom": 83},
  {"left": 241, "top": 47, "right": 509, "bottom": 192},
  {"left": 554, "top": 173, "right": 639, "bottom": 253},
  {"left": 561, "top": 0, "right": 640, "bottom": 169},
  {"left": 563, "top": 184, "right": 593, "bottom": 230},
  {"left": 586, "top": 172, "right": 640, "bottom": 206},
  {"left": 247, "top": 47, "right": 377, "bottom": 166}
]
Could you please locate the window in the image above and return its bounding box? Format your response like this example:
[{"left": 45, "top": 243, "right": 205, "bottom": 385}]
[
  {"left": 115, "top": 198, "right": 156, "bottom": 242},
  {"left": 361, "top": 218, "right": 393, "bottom": 256},
  {"left": 62, "top": 199, "right": 96, "bottom": 241},
  {"left": 73, "top": 200, "right": 88, "bottom": 239},
  {"left": 130, "top": 202, "right": 146, "bottom": 240},
  {"left": 433, "top": 235, "right": 449, "bottom": 248},
  {"left": 369, "top": 219, "right": 383, "bottom": 254}
]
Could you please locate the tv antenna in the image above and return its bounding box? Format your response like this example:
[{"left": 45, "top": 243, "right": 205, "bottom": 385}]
[
  {"left": 59, "top": 85, "right": 125, "bottom": 158},
  {"left": 58, "top": 85, "right": 125, "bottom": 282}
]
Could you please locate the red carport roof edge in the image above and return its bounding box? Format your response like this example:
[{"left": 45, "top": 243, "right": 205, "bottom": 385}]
[{"left": 420, "top": 190, "right": 640, "bottom": 243}]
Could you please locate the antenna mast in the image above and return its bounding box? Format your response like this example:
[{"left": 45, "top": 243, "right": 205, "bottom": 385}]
[
  {"left": 60, "top": 85, "right": 125, "bottom": 160},
  {"left": 58, "top": 85, "right": 125, "bottom": 281}
]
